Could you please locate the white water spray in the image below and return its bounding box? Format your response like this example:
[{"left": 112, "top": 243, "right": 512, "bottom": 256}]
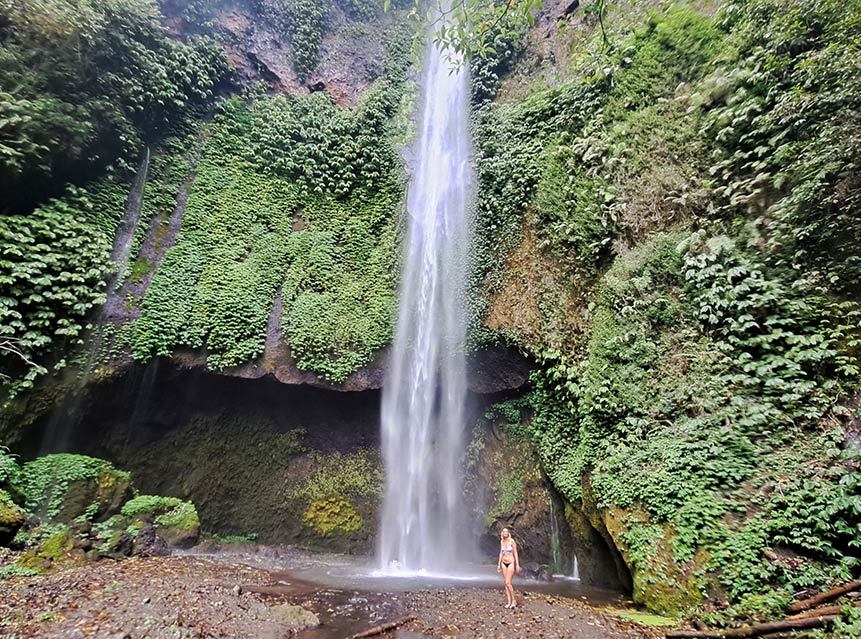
[{"left": 378, "top": 27, "right": 474, "bottom": 574}]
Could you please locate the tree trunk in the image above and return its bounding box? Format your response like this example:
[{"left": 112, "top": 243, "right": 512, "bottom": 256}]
[{"left": 349, "top": 615, "right": 417, "bottom": 639}]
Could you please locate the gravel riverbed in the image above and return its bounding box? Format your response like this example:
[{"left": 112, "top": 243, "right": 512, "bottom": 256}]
[{"left": 0, "top": 554, "right": 665, "bottom": 639}]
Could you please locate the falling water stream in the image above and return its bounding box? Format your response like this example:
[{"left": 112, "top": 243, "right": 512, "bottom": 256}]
[
  {"left": 39, "top": 148, "right": 151, "bottom": 454},
  {"left": 378, "top": 25, "right": 474, "bottom": 574}
]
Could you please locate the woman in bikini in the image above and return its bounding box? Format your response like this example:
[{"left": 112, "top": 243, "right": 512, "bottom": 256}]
[{"left": 496, "top": 527, "right": 520, "bottom": 608}]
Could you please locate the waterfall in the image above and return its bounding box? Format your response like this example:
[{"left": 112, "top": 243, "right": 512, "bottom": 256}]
[
  {"left": 39, "top": 148, "right": 151, "bottom": 454},
  {"left": 378, "top": 26, "right": 474, "bottom": 574},
  {"left": 549, "top": 498, "right": 562, "bottom": 573},
  {"left": 103, "top": 147, "right": 151, "bottom": 320}
]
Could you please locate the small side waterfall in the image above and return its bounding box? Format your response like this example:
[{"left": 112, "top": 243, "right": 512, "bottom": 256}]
[
  {"left": 378, "top": 27, "right": 474, "bottom": 573},
  {"left": 39, "top": 149, "right": 151, "bottom": 454},
  {"left": 103, "top": 147, "right": 151, "bottom": 320},
  {"left": 549, "top": 497, "right": 562, "bottom": 572}
]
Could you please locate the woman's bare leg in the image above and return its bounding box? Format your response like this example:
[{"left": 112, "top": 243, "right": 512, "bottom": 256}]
[{"left": 503, "top": 564, "right": 515, "bottom": 607}]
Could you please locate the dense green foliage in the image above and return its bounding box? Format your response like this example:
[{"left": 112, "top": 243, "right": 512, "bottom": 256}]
[
  {"left": 0, "top": 0, "right": 226, "bottom": 398},
  {"left": 0, "top": 182, "right": 127, "bottom": 397},
  {"left": 12, "top": 454, "right": 131, "bottom": 520},
  {"left": 473, "top": 0, "right": 861, "bottom": 614},
  {"left": 0, "top": 0, "right": 228, "bottom": 211},
  {"left": 1, "top": 0, "right": 860, "bottom": 624},
  {"left": 130, "top": 28, "right": 412, "bottom": 379}
]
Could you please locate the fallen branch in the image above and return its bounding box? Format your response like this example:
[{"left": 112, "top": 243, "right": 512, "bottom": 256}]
[
  {"left": 665, "top": 614, "right": 836, "bottom": 639},
  {"left": 787, "top": 580, "right": 861, "bottom": 613},
  {"left": 348, "top": 615, "right": 416, "bottom": 639},
  {"left": 786, "top": 604, "right": 843, "bottom": 620}
]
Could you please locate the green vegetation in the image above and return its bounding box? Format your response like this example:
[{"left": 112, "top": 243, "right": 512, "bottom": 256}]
[
  {"left": 0, "top": 489, "right": 25, "bottom": 535},
  {"left": 0, "top": 0, "right": 226, "bottom": 398},
  {"left": 260, "top": 0, "right": 330, "bottom": 79},
  {"left": 206, "top": 532, "right": 259, "bottom": 544},
  {"left": 1, "top": 0, "right": 859, "bottom": 625},
  {"left": 303, "top": 497, "right": 363, "bottom": 535},
  {"left": 13, "top": 454, "right": 132, "bottom": 521},
  {"left": 130, "top": 27, "right": 412, "bottom": 379},
  {"left": 258, "top": 0, "right": 403, "bottom": 79},
  {"left": 0, "top": 182, "right": 126, "bottom": 398},
  {"left": 0, "top": 0, "right": 228, "bottom": 211},
  {"left": 291, "top": 449, "right": 383, "bottom": 503},
  {"left": 603, "top": 608, "right": 678, "bottom": 626},
  {"left": 17, "top": 524, "right": 75, "bottom": 570},
  {"left": 470, "top": 0, "right": 861, "bottom": 616},
  {"left": 0, "top": 564, "right": 40, "bottom": 579},
  {"left": 121, "top": 494, "right": 183, "bottom": 518},
  {"left": 122, "top": 494, "right": 200, "bottom": 546}
]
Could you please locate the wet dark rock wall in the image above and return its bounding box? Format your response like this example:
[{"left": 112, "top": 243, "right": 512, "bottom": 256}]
[{"left": 8, "top": 361, "right": 627, "bottom": 590}]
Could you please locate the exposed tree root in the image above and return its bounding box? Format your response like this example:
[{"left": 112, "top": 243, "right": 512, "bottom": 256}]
[{"left": 787, "top": 581, "right": 861, "bottom": 613}]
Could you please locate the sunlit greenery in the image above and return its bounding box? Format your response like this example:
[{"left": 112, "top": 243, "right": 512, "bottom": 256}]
[{"left": 130, "top": 26, "right": 412, "bottom": 379}]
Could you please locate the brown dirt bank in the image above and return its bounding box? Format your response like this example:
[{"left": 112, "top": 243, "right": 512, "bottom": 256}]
[{"left": 0, "top": 554, "right": 662, "bottom": 639}]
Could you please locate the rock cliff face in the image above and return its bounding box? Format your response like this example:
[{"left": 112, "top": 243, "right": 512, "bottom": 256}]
[{"left": 10, "top": 361, "right": 580, "bottom": 571}]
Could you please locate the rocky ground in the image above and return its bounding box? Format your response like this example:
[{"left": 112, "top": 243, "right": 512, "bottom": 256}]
[
  {"left": 402, "top": 588, "right": 664, "bottom": 639},
  {"left": 0, "top": 553, "right": 665, "bottom": 639}
]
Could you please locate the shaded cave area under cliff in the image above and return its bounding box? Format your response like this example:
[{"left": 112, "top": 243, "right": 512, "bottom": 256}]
[{"left": 12, "top": 359, "right": 630, "bottom": 591}]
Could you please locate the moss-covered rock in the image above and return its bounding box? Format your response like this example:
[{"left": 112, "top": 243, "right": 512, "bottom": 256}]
[
  {"left": 579, "top": 478, "right": 703, "bottom": 616},
  {"left": 0, "top": 489, "right": 26, "bottom": 546},
  {"left": 302, "top": 498, "right": 362, "bottom": 536},
  {"left": 17, "top": 525, "right": 82, "bottom": 571},
  {"left": 121, "top": 495, "right": 200, "bottom": 548},
  {"left": 266, "top": 603, "right": 319, "bottom": 630},
  {"left": 463, "top": 404, "right": 560, "bottom": 565},
  {"left": 13, "top": 454, "right": 134, "bottom": 523}
]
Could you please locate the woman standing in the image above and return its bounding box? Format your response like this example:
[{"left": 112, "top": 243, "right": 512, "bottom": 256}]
[{"left": 496, "top": 527, "right": 520, "bottom": 608}]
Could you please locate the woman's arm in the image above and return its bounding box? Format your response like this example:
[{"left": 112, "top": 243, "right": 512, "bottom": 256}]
[
  {"left": 497, "top": 548, "right": 503, "bottom": 572},
  {"left": 513, "top": 541, "right": 520, "bottom": 572}
]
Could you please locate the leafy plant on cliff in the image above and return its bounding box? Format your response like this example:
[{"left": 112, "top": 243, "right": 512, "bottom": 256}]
[
  {"left": 260, "top": 0, "right": 329, "bottom": 79},
  {"left": 13, "top": 454, "right": 131, "bottom": 520},
  {"left": 131, "top": 29, "right": 412, "bottom": 379},
  {"left": 0, "top": 0, "right": 228, "bottom": 212},
  {"left": 0, "top": 182, "right": 127, "bottom": 399},
  {"left": 470, "top": 0, "right": 861, "bottom": 612},
  {"left": 290, "top": 449, "right": 383, "bottom": 503}
]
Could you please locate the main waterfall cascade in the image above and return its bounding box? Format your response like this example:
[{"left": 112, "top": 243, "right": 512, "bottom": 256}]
[{"left": 378, "top": 28, "right": 475, "bottom": 574}]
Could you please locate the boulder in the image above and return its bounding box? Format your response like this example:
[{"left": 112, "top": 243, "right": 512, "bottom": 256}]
[
  {"left": 17, "top": 525, "right": 82, "bottom": 570},
  {"left": 266, "top": 603, "right": 319, "bottom": 630},
  {"left": 132, "top": 523, "right": 171, "bottom": 557},
  {"left": 121, "top": 495, "right": 200, "bottom": 548},
  {"left": 14, "top": 454, "right": 134, "bottom": 523},
  {"left": 0, "top": 489, "right": 25, "bottom": 546}
]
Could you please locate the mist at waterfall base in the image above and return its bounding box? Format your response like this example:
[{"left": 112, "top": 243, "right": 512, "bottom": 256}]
[{"left": 376, "top": 30, "right": 476, "bottom": 577}]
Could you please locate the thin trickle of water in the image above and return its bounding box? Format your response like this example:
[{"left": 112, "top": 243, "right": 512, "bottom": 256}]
[
  {"left": 549, "top": 498, "right": 562, "bottom": 573},
  {"left": 39, "top": 149, "right": 151, "bottom": 454},
  {"left": 378, "top": 26, "right": 474, "bottom": 574},
  {"left": 104, "top": 147, "right": 151, "bottom": 319}
]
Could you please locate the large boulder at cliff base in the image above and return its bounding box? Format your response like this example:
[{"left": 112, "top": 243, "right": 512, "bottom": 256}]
[
  {"left": 13, "top": 454, "right": 134, "bottom": 523},
  {"left": 121, "top": 495, "right": 201, "bottom": 548},
  {"left": 0, "top": 489, "right": 26, "bottom": 546}
]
